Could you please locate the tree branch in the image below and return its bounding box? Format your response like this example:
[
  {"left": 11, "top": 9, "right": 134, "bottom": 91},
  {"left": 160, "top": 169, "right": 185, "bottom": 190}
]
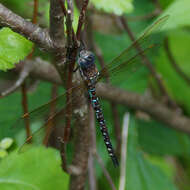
[
  {"left": 0, "top": 3, "right": 59, "bottom": 51},
  {"left": 69, "top": 88, "right": 90, "bottom": 190},
  {"left": 88, "top": 106, "right": 97, "bottom": 190},
  {"left": 13, "top": 60, "right": 190, "bottom": 135},
  {"left": 50, "top": 0, "right": 65, "bottom": 48},
  {"left": 0, "top": 61, "right": 33, "bottom": 97},
  {"left": 96, "top": 83, "right": 190, "bottom": 135},
  {"left": 76, "top": 0, "right": 89, "bottom": 40}
]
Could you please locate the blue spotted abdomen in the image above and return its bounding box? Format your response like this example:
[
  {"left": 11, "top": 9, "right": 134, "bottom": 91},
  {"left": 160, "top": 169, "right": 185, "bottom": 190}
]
[{"left": 88, "top": 86, "right": 119, "bottom": 167}]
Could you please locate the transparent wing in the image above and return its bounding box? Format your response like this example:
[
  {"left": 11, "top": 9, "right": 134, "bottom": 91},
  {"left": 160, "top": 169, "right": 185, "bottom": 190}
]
[
  {"left": 11, "top": 83, "right": 85, "bottom": 152},
  {"left": 98, "top": 16, "right": 169, "bottom": 83},
  {"left": 11, "top": 16, "right": 168, "bottom": 152}
]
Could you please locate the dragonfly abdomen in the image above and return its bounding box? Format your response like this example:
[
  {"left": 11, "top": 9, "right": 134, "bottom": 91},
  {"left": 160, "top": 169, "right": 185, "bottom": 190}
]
[{"left": 88, "top": 86, "right": 119, "bottom": 167}]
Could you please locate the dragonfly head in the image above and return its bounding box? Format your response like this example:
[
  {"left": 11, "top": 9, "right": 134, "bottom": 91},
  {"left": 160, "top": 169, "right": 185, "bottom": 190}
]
[
  {"left": 77, "top": 50, "right": 98, "bottom": 82},
  {"left": 78, "top": 50, "right": 95, "bottom": 70}
]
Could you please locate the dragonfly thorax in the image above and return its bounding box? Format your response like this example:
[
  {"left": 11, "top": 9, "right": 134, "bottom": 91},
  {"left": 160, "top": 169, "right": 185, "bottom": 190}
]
[{"left": 78, "top": 50, "right": 99, "bottom": 83}]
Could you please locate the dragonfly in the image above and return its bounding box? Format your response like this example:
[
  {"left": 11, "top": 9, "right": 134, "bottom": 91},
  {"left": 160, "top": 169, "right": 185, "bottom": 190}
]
[{"left": 11, "top": 15, "right": 168, "bottom": 167}]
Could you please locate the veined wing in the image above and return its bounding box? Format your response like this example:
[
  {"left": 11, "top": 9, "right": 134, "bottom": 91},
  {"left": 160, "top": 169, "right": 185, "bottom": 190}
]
[
  {"left": 11, "top": 16, "right": 168, "bottom": 151},
  {"left": 11, "top": 83, "right": 85, "bottom": 152},
  {"left": 98, "top": 16, "right": 169, "bottom": 82}
]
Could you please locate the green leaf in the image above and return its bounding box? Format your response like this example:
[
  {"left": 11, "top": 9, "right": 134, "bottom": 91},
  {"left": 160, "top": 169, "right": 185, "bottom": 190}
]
[
  {"left": 91, "top": 0, "right": 134, "bottom": 15},
  {"left": 126, "top": 119, "right": 178, "bottom": 190},
  {"left": 126, "top": 150, "right": 178, "bottom": 190},
  {"left": 0, "top": 146, "right": 69, "bottom": 190},
  {"left": 147, "top": 155, "right": 175, "bottom": 179},
  {"left": 98, "top": 117, "right": 178, "bottom": 190},
  {"left": 0, "top": 27, "right": 33, "bottom": 71},
  {"left": 156, "top": 30, "right": 190, "bottom": 114},
  {"left": 137, "top": 119, "right": 190, "bottom": 156},
  {"left": 159, "top": 0, "right": 190, "bottom": 31}
]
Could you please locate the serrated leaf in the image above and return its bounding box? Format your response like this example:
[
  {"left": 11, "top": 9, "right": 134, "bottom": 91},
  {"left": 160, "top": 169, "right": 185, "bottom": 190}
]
[
  {"left": 0, "top": 27, "right": 33, "bottom": 71},
  {"left": 91, "top": 0, "right": 134, "bottom": 15},
  {"left": 0, "top": 146, "right": 69, "bottom": 190}
]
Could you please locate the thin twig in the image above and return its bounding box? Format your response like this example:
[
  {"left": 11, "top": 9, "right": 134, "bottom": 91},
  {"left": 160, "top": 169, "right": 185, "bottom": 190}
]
[
  {"left": 127, "top": 8, "right": 161, "bottom": 22},
  {"left": 13, "top": 60, "right": 190, "bottom": 135},
  {"left": 164, "top": 37, "right": 190, "bottom": 86},
  {"left": 43, "top": 84, "right": 58, "bottom": 146},
  {"left": 32, "top": 0, "right": 39, "bottom": 24},
  {"left": 66, "top": 0, "right": 74, "bottom": 47},
  {"left": 60, "top": 140, "right": 68, "bottom": 172},
  {"left": 119, "top": 113, "right": 130, "bottom": 190},
  {"left": 0, "top": 61, "right": 33, "bottom": 97},
  {"left": 76, "top": 0, "right": 89, "bottom": 40},
  {"left": 94, "top": 152, "right": 117, "bottom": 190},
  {"left": 88, "top": 105, "right": 97, "bottom": 190},
  {"left": 59, "top": 0, "right": 67, "bottom": 16},
  {"left": 21, "top": 0, "right": 39, "bottom": 140},
  {"left": 64, "top": 0, "right": 77, "bottom": 143},
  {"left": 88, "top": 153, "right": 97, "bottom": 190},
  {"left": 21, "top": 83, "right": 30, "bottom": 139},
  {"left": 59, "top": 0, "right": 77, "bottom": 43},
  {"left": 119, "top": 16, "right": 177, "bottom": 108}
]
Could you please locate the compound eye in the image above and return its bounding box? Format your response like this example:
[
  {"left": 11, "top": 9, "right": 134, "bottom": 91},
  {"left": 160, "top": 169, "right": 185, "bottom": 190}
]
[
  {"left": 87, "top": 54, "right": 95, "bottom": 62},
  {"left": 78, "top": 58, "right": 88, "bottom": 70},
  {"left": 79, "top": 59, "right": 86, "bottom": 65}
]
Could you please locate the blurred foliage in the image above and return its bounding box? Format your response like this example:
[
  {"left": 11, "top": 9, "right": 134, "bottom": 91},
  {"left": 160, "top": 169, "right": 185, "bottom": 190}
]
[
  {"left": 156, "top": 30, "right": 190, "bottom": 114},
  {"left": 159, "top": 0, "right": 190, "bottom": 31},
  {"left": 0, "top": 137, "right": 13, "bottom": 158},
  {"left": 91, "top": 0, "right": 134, "bottom": 15},
  {"left": 0, "top": 0, "right": 190, "bottom": 190}
]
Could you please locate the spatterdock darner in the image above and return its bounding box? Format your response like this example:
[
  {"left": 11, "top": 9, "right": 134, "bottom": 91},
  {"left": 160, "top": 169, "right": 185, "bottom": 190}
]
[{"left": 11, "top": 15, "right": 168, "bottom": 167}]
